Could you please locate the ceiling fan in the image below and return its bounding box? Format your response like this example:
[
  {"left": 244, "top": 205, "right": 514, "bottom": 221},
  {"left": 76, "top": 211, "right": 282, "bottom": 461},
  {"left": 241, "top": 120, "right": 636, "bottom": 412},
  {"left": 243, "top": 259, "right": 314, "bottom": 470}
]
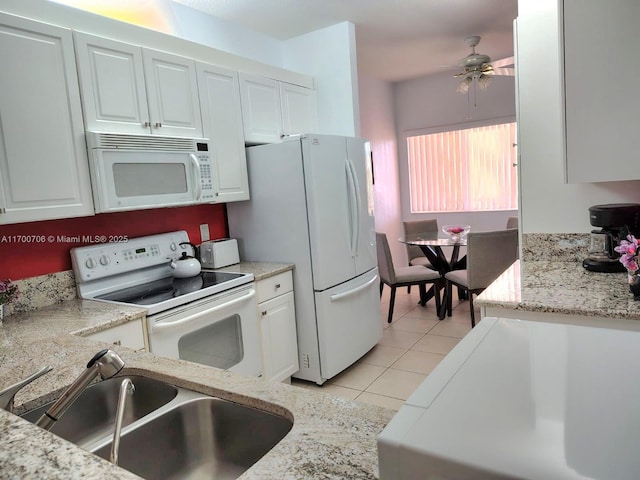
[{"left": 453, "top": 36, "right": 514, "bottom": 94}]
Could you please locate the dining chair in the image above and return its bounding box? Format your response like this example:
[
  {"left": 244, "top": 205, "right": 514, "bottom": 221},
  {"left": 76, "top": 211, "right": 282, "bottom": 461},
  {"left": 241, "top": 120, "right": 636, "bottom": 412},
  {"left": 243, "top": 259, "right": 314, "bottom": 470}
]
[
  {"left": 506, "top": 216, "right": 518, "bottom": 229},
  {"left": 376, "top": 232, "right": 443, "bottom": 324},
  {"left": 403, "top": 219, "right": 438, "bottom": 269},
  {"left": 443, "top": 229, "right": 518, "bottom": 328}
]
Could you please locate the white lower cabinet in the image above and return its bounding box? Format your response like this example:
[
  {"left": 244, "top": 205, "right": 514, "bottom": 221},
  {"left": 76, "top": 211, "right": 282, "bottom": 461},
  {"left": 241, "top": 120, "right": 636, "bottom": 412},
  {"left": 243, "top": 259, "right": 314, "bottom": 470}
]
[
  {"left": 0, "top": 13, "right": 94, "bottom": 224},
  {"left": 84, "top": 319, "right": 147, "bottom": 351},
  {"left": 256, "top": 271, "right": 299, "bottom": 382}
]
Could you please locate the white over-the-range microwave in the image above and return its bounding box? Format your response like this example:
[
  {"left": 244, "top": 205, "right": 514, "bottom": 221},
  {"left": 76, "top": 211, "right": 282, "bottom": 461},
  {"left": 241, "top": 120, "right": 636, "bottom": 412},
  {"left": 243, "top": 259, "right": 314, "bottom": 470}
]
[{"left": 85, "top": 131, "right": 217, "bottom": 213}]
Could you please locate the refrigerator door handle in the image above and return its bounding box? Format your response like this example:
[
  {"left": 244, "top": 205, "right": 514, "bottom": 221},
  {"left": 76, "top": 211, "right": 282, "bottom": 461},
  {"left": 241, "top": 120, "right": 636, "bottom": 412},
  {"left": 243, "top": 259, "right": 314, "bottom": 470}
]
[
  {"left": 329, "top": 274, "right": 378, "bottom": 301},
  {"left": 347, "top": 158, "right": 362, "bottom": 256},
  {"left": 345, "top": 159, "right": 359, "bottom": 257}
]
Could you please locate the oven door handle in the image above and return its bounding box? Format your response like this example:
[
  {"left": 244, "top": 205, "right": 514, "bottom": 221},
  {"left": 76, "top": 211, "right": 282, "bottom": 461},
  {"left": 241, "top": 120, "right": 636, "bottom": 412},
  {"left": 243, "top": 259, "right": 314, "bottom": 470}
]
[{"left": 152, "top": 289, "right": 256, "bottom": 331}]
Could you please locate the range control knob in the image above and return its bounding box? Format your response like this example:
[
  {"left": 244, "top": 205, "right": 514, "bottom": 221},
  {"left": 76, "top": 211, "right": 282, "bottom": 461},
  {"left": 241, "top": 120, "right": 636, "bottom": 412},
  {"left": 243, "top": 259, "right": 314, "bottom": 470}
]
[
  {"left": 85, "top": 258, "right": 96, "bottom": 269},
  {"left": 99, "top": 255, "right": 110, "bottom": 266},
  {"left": 170, "top": 242, "right": 177, "bottom": 251}
]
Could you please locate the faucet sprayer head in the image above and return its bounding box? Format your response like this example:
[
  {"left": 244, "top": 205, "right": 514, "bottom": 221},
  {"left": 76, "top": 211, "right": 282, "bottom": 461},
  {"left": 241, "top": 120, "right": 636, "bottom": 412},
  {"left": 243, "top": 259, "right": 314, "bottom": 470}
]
[
  {"left": 35, "top": 349, "right": 125, "bottom": 431},
  {"left": 88, "top": 349, "right": 125, "bottom": 380}
]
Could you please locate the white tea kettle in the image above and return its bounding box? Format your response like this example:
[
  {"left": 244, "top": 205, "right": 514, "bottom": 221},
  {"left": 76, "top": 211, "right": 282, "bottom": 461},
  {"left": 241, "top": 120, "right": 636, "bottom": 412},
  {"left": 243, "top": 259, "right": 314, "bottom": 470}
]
[{"left": 169, "top": 242, "right": 201, "bottom": 278}]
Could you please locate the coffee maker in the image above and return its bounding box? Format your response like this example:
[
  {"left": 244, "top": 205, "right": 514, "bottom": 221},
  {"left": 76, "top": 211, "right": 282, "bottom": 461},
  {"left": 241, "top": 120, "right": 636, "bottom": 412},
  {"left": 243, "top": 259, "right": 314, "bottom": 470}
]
[{"left": 583, "top": 203, "right": 640, "bottom": 272}]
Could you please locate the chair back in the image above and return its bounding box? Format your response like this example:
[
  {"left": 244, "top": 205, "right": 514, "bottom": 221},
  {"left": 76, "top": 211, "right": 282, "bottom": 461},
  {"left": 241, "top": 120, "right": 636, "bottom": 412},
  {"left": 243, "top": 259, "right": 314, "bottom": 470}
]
[
  {"left": 506, "top": 216, "right": 518, "bottom": 229},
  {"left": 403, "top": 219, "right": 438, "bottom": 261},
  {"left": 375, "top": 232, "right": 396, "bottom": 284},
  {"left": 466, "top": 229, "right": 518, "bottom": 290}
]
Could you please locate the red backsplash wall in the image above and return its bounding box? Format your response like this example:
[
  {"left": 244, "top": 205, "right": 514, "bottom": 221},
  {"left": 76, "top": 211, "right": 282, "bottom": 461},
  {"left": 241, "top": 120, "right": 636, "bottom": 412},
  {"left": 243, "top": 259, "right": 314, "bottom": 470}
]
[{"left": 0, "top": 204, "right": 227, "bottom": 280}]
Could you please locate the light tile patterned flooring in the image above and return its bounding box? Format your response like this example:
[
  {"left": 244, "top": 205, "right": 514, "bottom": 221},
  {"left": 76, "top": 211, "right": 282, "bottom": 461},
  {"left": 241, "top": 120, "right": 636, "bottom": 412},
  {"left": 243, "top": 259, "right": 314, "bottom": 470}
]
[{"left": 291, "top": 286, "right": 478, "bottom": 410}]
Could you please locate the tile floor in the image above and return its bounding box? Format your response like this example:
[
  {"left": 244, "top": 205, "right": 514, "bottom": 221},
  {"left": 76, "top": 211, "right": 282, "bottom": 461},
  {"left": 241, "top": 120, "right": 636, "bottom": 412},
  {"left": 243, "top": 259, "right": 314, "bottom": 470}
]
[{"left": 291, "top": 286, "right": 478, "bottom": 410}]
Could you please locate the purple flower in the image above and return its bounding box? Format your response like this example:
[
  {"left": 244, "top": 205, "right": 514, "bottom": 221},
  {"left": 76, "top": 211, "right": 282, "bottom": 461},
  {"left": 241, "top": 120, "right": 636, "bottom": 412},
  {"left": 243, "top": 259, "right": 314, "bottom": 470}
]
[{"left": 617, "top": 235, "right": 640, "bottom": 273}]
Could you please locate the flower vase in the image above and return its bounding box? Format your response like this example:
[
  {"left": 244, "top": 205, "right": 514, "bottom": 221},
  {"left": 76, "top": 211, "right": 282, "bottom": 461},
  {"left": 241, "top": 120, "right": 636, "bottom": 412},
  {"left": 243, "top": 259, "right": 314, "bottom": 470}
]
[{"left": 628, "top": 273, "right": 640, "bottom": 300}]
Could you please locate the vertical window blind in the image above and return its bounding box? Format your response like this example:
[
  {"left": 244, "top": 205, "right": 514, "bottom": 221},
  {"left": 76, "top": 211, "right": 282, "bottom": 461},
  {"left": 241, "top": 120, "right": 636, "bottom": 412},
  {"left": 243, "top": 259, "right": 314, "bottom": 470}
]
[{"left": 407, "top": 122, "right": 517, "bottom": 213}]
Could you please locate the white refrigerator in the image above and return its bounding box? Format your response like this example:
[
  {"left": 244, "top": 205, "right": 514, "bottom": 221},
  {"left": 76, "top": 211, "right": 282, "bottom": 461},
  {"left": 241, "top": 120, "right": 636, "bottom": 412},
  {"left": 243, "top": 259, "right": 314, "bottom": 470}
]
[{"left": 227, "top": 134, "right": 382, "bottom": 385}]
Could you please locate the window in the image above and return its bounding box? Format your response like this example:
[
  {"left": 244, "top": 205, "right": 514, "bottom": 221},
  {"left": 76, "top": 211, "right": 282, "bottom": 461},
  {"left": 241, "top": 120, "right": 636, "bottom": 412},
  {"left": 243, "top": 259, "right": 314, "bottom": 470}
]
[{"left": 407, "top": 122, "right": 517, "bottom": 213}]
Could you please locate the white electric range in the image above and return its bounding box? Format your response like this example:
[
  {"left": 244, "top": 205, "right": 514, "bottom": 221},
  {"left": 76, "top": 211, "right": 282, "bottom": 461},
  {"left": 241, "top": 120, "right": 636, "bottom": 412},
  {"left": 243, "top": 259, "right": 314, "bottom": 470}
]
[{"left": 71, "top": 231, "right": 260, "bottom": 376}]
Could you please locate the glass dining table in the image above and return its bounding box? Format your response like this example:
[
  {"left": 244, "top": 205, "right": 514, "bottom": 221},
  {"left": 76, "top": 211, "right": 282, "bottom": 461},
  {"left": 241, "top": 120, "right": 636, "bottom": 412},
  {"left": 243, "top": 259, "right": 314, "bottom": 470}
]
[{"left": 399, "top": 232, "right": 468, "bottom": 319}]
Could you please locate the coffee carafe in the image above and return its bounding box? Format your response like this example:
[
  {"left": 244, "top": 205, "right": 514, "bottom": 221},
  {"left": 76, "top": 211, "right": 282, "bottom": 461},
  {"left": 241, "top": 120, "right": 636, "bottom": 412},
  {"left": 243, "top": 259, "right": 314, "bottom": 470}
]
[{"left": 583, "top": 203, "right": 640, "bottom": 272}]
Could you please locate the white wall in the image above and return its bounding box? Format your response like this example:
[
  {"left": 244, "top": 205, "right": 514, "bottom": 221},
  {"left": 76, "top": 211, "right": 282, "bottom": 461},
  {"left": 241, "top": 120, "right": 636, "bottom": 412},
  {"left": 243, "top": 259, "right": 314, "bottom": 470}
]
[
  {"left": 283, "top": 22, "right": 360, "bottom": 137},
  {"left": 358, "top": 74, "right": 404, "bottom": 263},
  {"left": 167, "top": 1, "right": 283, "bottom": 66},
  {"left": 393, "top": 70, "right": 518, "bottom": 236},
  {"left": 518, "top": 0, "right": 640, "bottom": 234}
]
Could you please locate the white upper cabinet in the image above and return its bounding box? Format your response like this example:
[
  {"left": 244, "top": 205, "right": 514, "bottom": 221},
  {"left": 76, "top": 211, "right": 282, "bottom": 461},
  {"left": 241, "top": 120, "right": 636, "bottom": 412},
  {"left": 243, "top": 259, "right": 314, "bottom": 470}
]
[
  {"left": 562, "top": 0, "right": 640, "bottom": 183},
  {"left": 239, "top": 73, "right": 283, "bottom": 143},
  {"left": 73, "top": 32, "right": 148, "bottom": 134},
  {"left": 280, "top": 82, "right": 318, "bottom": 137},
  {"left": 239, "top": 72, "right": 317, "bottom": 144},
  {"left": 74, "top": 32, "right": 203, "bottom": 137},
  {"left": 196, "top": 62, "right": 249, "bottom": 203},
  {"left": 142, "top": 48, "right": 203, "bottom": 137},
  {"left": 0, "top": 13, "right": 94, "bottom": 224}
]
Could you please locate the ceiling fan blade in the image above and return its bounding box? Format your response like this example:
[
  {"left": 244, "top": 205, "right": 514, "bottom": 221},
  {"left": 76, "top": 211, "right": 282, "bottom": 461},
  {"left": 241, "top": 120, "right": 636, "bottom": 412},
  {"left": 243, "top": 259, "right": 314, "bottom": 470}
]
[{"left": 491, "top": 56, "right": 515, "bottom": 76}]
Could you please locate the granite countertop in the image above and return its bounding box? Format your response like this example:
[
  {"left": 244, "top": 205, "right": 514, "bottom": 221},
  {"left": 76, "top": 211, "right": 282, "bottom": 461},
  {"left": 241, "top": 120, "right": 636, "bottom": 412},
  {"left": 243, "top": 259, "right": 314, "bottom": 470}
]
[
  {"left": 0, "top": 262, "right": 393, "bottom": 479},
  {"left": 477, "top": 259, "right": 640, "bottom": 321}
]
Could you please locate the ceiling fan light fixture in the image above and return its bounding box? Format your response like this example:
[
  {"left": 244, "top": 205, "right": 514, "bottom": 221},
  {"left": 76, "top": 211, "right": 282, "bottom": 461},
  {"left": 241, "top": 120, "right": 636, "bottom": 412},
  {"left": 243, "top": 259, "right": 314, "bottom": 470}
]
[
  {"left": 457, "top": 76, "right": 472, "bottom": 94},
  {"left": 477, "top": 73, "right": 493, "bottom": 90}
]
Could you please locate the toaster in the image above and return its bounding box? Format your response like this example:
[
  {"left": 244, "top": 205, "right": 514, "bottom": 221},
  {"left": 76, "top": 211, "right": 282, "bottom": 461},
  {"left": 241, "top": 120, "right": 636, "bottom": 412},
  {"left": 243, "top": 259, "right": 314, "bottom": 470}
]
[{"left": 199, "top": 239, "right": 240, "bottom": 269}]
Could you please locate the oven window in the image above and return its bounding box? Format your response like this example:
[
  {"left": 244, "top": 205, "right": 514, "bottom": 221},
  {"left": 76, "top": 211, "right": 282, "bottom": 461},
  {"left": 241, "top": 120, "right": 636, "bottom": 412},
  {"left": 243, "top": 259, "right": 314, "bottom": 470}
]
[
  {"left": 113, "top": 162, "right": 188, "bottom": 197},
  {"left": 177, "top": 314, "right": 244, "bottom": 369}
]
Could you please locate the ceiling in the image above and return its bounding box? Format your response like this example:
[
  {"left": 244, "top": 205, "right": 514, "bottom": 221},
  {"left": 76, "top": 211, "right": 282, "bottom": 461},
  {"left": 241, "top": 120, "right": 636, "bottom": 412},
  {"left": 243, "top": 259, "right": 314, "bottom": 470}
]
[{"left": 172, "top": 0, "right": 518, "bottom": 82}]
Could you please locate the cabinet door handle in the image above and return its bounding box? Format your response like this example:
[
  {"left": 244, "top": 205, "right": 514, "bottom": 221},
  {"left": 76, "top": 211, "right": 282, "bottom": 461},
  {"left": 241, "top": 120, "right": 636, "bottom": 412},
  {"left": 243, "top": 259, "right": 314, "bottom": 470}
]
[
  {"left": 275, "top": 283, "right": 281, "bottom": 289},
  {"left": 143, "top": 121, "right": 151, "bottom": 127},
  {"left": 154, "top": 122, "right": 162, "bottom": 128},
  {"left": 261, "top": 310, "right": 267, "bottom": 316}
]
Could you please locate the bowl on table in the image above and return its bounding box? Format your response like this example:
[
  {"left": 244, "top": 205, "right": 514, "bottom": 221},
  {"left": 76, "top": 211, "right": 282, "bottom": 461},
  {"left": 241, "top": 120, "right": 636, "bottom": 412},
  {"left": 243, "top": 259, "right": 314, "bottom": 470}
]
[{"left": 442, "top": 225, "right": 471, "bottom": 242}]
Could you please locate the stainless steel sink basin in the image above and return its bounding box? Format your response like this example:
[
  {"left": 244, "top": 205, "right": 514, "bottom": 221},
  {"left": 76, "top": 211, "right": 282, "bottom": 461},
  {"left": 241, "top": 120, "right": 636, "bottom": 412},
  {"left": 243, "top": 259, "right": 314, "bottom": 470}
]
[
  {"left": 22, "top": 375, "right": 293, "bottom": 480},
  {"left": 20, "top": 375, "right": 178, "bottom": 447},
  {"left": 92, "top": 397, "right": 293, "bottom": 480}
]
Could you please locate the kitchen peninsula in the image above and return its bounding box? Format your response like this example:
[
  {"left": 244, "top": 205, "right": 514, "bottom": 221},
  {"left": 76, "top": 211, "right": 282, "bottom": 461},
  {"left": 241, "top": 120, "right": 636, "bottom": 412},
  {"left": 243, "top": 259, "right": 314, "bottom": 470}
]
[
  {"left": 476, "top": 234, "right": 640, "bottom": 329},
  {"left": 0, "top": 277, "right": 393, "bottom": 479}
]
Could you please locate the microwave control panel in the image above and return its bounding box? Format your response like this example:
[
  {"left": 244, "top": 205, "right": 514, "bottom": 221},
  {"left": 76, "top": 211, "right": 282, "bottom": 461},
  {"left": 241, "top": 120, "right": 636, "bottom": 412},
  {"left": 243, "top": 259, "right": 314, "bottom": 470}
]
[{"left": 195, "top": 141, "right": 216, "bottom": 202}]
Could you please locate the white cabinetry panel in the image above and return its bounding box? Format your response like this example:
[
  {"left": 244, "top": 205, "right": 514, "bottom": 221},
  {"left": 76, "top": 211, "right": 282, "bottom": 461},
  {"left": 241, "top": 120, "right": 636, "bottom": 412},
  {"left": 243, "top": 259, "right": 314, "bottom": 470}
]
[
  {"left": 239, "top": 73, "right": 283, "bottom": 144},
  {"left": 142, "top": 48, "right": 202, "bottom": 137},
  {"left": 256, "top": 271, "right": 299, "bottom": 383},
  {"left": 280, "top": 82, "right": 317, "bottom": 137},
  {"left": 196, "top": 62, "right": 249, "bottom": 203},
  {"left": 562, "top": 0, "right": 640, "bottom": 183},
  {"left": 74, "top": 32, "right": 148, "bottom": 134},
  {"left": 74, "top": 32, "right": 203, "bottom": 137},
  {"left": 239, "top": 73, "right": 317, "bottom": 144},
  {"left": 0, "top": 13, "right": 94, "bottom": 224}
]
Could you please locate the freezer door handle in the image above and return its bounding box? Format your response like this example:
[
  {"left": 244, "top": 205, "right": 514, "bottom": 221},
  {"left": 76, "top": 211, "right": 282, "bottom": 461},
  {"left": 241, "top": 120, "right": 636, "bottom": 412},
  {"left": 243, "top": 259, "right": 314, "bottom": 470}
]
[{"left": 330, "top": 274, "right": 378, "bottom": 301}]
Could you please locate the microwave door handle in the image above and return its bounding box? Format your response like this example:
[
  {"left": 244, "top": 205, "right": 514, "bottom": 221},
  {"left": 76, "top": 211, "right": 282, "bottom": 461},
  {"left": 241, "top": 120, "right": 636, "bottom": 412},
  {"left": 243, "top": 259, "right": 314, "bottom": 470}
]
[
  {"left": 189, "top": 153, "right": 202, "bottom": 201},
  {"left": 152, "top": 289, "right": 256, "bottom": 331}
]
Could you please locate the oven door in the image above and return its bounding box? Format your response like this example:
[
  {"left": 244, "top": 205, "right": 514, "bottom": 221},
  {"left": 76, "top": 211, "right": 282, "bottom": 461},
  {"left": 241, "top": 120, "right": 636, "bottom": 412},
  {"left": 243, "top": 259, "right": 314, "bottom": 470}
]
[{"left": 146, "top": 284, "right": 261, "bottom": 377}]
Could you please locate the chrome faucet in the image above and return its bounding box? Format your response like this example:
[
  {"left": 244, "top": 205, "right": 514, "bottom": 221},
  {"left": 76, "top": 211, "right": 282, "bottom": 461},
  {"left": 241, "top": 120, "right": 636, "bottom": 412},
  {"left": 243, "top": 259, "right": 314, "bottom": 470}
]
[
  {"left": 0, "top": 366, "right": 52, "bottom": 413},
  {"left": 110, "top": 378, "right": 135, "bottom": 465},
  {"left": 35, "top": 349, "right": 125, "bottom": 431}
]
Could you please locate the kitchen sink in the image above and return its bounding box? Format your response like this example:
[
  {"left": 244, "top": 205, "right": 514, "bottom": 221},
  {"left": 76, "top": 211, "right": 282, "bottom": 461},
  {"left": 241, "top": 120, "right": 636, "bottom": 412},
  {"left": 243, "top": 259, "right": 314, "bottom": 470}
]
[
  {"left": 92, "top": 397, "right": 293, "bottom": 480},
  {"left": 20, "top": 375, "right": 178, "bottom": 447},
  {"left": 21, "top": 375, "right": 293, "bottom": 480}
]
